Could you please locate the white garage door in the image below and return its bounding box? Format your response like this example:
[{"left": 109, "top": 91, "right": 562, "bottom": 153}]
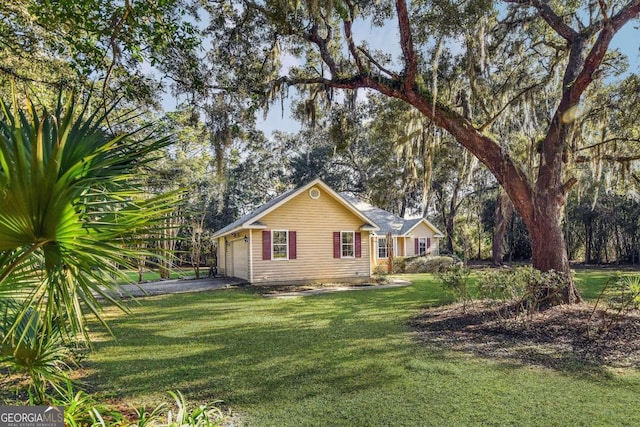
[{"left": 231, "top": 239, "right": 249, "bottom": 280}]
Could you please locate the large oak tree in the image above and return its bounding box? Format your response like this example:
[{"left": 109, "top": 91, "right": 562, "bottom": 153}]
[{"left": 199, "top": 0, "right": 640, "bottom": 304}]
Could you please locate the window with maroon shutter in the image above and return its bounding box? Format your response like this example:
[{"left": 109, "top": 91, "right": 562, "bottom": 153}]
[
  {"left": 333, "top": 232, "right": 341, "bottom": 258},
  {"left": 418, "top": 238, "right": 427, "bottom": 256},
  {"left": 341, "top": 231, "right": 355, "bottom": 257},
  {"left": 262, "top": 230, "right": 271, "bottom": 260},
  {"left": 272, "top": 230, "right": 288, "bottom": 259},
  {"left": 289, "top": 231, "right": 297, "bottom": 259},
  {"left": 355, "top": 232, "right": 362, "bottom": 258}
]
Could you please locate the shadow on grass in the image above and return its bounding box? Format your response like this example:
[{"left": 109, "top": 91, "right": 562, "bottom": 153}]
[
  {"left": 411, "top": 300, "right": 640, "bottom": 381},
  {"left": 84, "top": 277, "right": 640, "bottom": 426},
  {"left": 85, "top": 286, "right": 436, "bottom": 405}
]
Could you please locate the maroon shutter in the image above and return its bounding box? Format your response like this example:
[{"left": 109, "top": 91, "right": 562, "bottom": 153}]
[
  {"left": 262, "top": 230, "right": 271, "bottom": 260},
  {"left": 427, "top": 237, "right": 431, "bottom": 254},
  {"left": 333, "top": 232, "right": 341, "bottom": 258},
  {"left": 355, "top": 232, "right": 362, "bottom": 258},
  {"left": 415, "top": 238, "right": 419, "bottom": 255},
  {"left": 289, "top": 231, "right": 297, "bottom": 259}
]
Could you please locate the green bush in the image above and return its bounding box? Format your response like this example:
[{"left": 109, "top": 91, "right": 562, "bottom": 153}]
[
  {"left": 404, "top": 256, "right": 459, "bottom": 273},
  {"left": 477, "top": 267, "right": 529, "bottom": 302},
  {"left": 476, "top": 266, "right": 569, "bottom": 310},
  {"left": 0, "top": 302, "right": 71, "bottom": 404},
  {"left": 166, "top": 390, "right": 224, "bottom": 427},
  {"left": 437, "top": 264, "right": 471, "bottom": 308},
  {"left": 524, "top": 268, "right": 569, "bottom": 308},
  {"left": 392, "top": 257, "right": 408, "bottom": 274},
  {"left": 52, "top": 384, "right": 122, "bottom": 427},
  {"left": 50, "top": 387, "right": 225, "bottom": 427},
  {"left": 607, "top": 274, "right": 640, "bottom": 310}
]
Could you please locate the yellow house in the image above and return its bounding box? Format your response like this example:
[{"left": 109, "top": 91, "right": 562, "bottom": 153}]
[
  {"left": 212, "top": 179, "right": 443, "bottom": 283},
  {"left": 341, "top": 194, "right": 444, "bottom": 272}
]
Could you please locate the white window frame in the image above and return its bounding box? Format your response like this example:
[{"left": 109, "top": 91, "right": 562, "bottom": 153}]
[
  {"left": 419, "top": 237, "right": 427, "bottom": 256},
  {"left": 341, "top": 231, "right": 355, "bottom": 258},
  {"left": 378, "top": 237, "right": 388, "bottom": 259},
  {"left": 272, "top": 230, "right": 289, "bottom": 260}
]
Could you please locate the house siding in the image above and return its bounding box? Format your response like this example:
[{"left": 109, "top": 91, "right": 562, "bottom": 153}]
[
  {"left": 406, "top": 222, "right": 440, "bottom": 256},
  {"left": 251, "top": 188, "right": 371, "bottom": 284}
]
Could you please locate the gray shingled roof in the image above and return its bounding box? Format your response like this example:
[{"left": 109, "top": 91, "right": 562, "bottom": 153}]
[
  {"left": 212, "top": 179, "right": 442, "bottom": 239},
  {"left": 341, "top": 193, "right": 443, "bottom": 237},
  {"left": 339, "top": 193, "right": 406, "bottom": 235},
  {"left": 211, "top": 186, "right": 299, "bottom": 238}
]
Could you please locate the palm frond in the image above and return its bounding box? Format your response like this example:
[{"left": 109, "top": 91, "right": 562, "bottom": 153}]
[{"left": 0, "top": 91, "right": 180, "bottom": 341}]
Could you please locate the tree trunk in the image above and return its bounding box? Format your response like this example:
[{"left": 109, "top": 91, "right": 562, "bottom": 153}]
[
  {"left": 445, "top": 211, "right": 455, "bottom": 254},
  {"left": 528, "top": 196, "right": 581, "bottom": 305},
  {"left": 492, "top": 190, "right": 513, "bottom": 266}
]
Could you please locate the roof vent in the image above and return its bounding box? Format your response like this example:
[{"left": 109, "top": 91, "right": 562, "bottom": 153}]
[{"left": 309, "top": 187, "right": 321, "bottom": 199}]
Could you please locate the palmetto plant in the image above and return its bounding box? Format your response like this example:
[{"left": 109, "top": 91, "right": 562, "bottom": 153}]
[
  {"left": 0, "top": 91, "right": 177, "bottom": 340},
  {"left": 52, "top": 383, "right": 123, "bottom": 427},
  {"left": 0, "top": 301, "right": 70, "bottom": 403}
]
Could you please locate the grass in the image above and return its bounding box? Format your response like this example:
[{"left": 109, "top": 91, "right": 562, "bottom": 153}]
[
  {"left": 574, "top": 268, "right": 637, "bottom": 300},
  {"left": 119, "top": 268, "right": 196, "bottom": 284},
  {"left": 86, "top": 271, "right": 640, "bottom": 426}
]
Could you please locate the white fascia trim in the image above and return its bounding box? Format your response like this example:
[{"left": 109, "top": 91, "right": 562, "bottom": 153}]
[{"left": 403, "top": 219, "right": 445, "bottom": 237}]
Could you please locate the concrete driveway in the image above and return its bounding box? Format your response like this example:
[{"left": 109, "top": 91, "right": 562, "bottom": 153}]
[{"left": 106, "top": 276, "right": 246, "bottom": 298}]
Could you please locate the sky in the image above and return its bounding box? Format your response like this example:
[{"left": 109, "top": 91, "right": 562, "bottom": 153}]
[{"left": 162, "top": 14, "right": 640, "bottom": 138}]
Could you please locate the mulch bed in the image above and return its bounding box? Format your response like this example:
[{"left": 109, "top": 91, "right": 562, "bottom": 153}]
[{"left": 411, "top": 301, "right": 640, "bottom": 370}]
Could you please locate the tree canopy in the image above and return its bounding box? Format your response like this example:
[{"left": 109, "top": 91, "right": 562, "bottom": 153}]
[
  {"left": 188, "top": 0, "right": 640, "bottom": 303},
  {"left": 4, "top": 0, "right": 639, "bottom": 305}
]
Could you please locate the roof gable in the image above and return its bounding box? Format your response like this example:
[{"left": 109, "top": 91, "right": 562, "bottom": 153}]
[
  {"left": 401, "top": 218, "right": 445, "bottom": 237},
  {"left": 340, "top": 193, "right": 444, "bottom": 237},
  {"left": 212, "top": 179, "right": 379, "bottom": 238}
]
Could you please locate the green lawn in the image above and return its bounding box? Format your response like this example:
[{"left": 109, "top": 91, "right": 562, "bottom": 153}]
[
  {"left": 119, "top": 268, "right": 196, "bottom": 284},
  {"left": 87, "top": 271, "right": 640, "bottom": 426}
]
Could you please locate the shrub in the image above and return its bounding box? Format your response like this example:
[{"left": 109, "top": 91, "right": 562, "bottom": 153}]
[
  {"left": 609, "top": 274, "right": 640, "bottom": 310},
  {"left": 373, "top": 264, "right": 387, "bottom": 275},
  {"left": 437, "top": 264, "right": 471, "bottom": 309},
  {"left": 404, "top": 256, "right": 459, "bottom": 274},
  {"left": 524, "top": 268, "right": 569, "bottom": 309},
  {"left": 166, "top": 390, "right": 224, "bottom": 427},
  {"left": 0, "top": 302, "right": 71, "bottom": 404},
  {"left": 477, "top": 266, "right": 570, "bottom": 312},
  {"left": 477, "top": 267, "right": 529, "bottom": 303},
  {"left": 52, "top": 384, "right": 122, "bottom": 427},
  {"left": 392, "top": 257, "right": 408, "bottom": 274},
  {"left": 50, "top": 387, "right": 225, "bottom": 427}
]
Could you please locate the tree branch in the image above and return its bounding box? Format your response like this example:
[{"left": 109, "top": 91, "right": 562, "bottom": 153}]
[
  {"left": 343, "top": 2, "right": 364, "bottom": 72},
  {"left": 395, "top": 0, "right": 418, "bottom": 90},
  {"left": 562, "top": 177, "right": 578, "bottom": 194},
  {"left": 568, "top": 1, "right": 640, "bottom": 105},
  {"left": 357, "top": 47, "right": 399, "bottom": 79},
  {"left": 575, "top": 137, "right": 640, "bottom": 152},
  {"left": 576, "top": 154, "right": 640, "bottom": 163},
  {"left": 306, "top": 23, "right": 339, "bottom": 76},
  {"left": 504, "top": 0, "right": 578, "bottom": 42},
  {"left": 479, "top": 81, "right": 548, "bottom": 132}
]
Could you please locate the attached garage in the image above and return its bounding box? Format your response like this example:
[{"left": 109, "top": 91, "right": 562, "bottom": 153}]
[{"left": 226, "top": 237, "right": 249, "bottom": 280}]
